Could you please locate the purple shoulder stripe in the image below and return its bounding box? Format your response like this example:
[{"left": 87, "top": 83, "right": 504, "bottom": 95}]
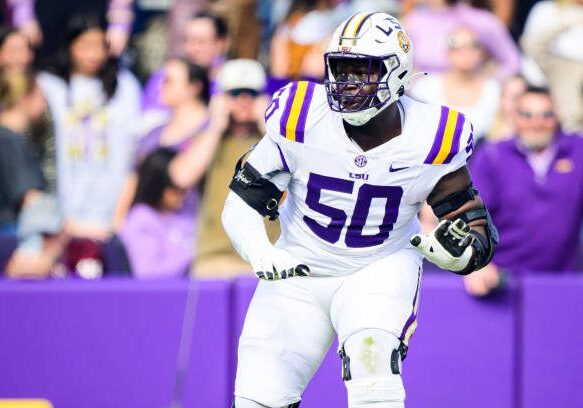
[
  {"left": 424, "top": 106, "right": 449, "bottom": 164},
  {"left": 280, "top": 82, "right": 298, "bottom": 137},
  {"left": 276, "top": 144, "right": 290, "bottom": 172},
  {"left": 295, "top": 82, "right": 316, "bottom": 143},
  {"left": 443, "top": 113, "right": 466, "bottom": 164}
]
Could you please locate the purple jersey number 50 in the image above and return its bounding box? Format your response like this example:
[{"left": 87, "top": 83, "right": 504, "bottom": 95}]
[{"left": 303, "top": 173, "right": 403, "bottom": 248}]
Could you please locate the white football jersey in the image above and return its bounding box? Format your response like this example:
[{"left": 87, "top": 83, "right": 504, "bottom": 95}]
[{"left": 244, "top": 82, "right": 474, "bottom": 276}]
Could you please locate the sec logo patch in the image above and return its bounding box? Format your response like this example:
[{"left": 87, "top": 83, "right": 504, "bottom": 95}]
[{"left": 354, "top": 155, "right": 367, "bottom": 167}]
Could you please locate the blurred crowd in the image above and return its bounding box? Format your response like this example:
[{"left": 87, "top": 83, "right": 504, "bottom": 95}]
[{"left": 0, "top": 0, "right": 582, "bottom": 297}]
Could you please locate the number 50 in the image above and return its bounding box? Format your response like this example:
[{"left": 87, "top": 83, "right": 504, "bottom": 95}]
[{"left": 303, "top": 173, "right": 403, "bottom": 248}]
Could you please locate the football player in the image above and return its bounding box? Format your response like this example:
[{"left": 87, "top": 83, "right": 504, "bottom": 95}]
[{"left": 222, "top": 12, "right": 498, "bottom": 408}]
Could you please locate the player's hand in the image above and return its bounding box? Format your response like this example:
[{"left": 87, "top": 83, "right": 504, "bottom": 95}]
[
  {"left": 410, "top": 219, "right": 474, "bottom": 273},
  {"left": 247, "top": 245, "right": 310, "bottom": 280}
]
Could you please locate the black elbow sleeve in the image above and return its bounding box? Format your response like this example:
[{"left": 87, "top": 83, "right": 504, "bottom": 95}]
[
  {"left": 229, "top": 161, "right": 284, "bottom": 220},
  {"left": 458, "top": 207, "right": 499, "bottom": 274},
  {"left": 430, "top": 184, "right": 498, "bottom": 273}
]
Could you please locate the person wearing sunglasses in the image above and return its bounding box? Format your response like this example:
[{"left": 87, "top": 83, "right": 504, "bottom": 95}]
[{"left": 466, "top": 86, "right": 583, "bottom": 296}]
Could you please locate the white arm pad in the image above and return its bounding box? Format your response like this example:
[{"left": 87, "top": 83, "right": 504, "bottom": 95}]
[{"left": 222, "top": 190, "right": 272, "bottom": 263}]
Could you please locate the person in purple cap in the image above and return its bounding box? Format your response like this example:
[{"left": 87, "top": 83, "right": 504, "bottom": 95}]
[
  {"left": 220, "top": 12, "right": 498, "bottom": 408},
  {"left": 466, "top": 86, "right": 583, "bottom": 296}
]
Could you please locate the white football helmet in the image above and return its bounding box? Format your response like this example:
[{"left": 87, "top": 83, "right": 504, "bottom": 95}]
[{"left": 324, "top": 12, "right": 414, "bottom": 126}]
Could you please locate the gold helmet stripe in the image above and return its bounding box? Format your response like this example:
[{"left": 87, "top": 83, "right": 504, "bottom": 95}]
[{"left": 339, "top": 12, "right": 376, "bottom": 46}]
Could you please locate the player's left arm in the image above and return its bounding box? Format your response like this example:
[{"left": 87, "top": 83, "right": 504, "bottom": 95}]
[{"left": 411, "top": 166, "right": 499, "bottom": 275}]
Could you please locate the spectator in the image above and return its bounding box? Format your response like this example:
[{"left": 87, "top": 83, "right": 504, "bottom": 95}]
[
  {"left": 142, "top": 11, "right": 229, "bottom": 114},
  {"left": 466, "top": 86, "right": 583, "bottom": 296},
  {"left": 0, "top": 70, "right": 46, "bottom": 235},
  {"left": 269, "top": 0, "right": 339, "bottom": 85},
  {"left": 0, "top": 70, "right": 68, "bottom": 279},
  {"left": 488, "top": 74, "right": 528, "bottom": 141},
  {"left": 401, "top": 0, "right": 517, "bottom": 28},
  {"left": 166, "top": 0, "right": 207, "bottom": 58},
  {"left": 194, "top": 59, "right": 279, "bottom": 278},
  {"left": 0, "top": 26, "right": 58, "bottom": 194},
  {"left": 411, "top": 26, "right": 501, "bottom": 143},
  {"left": 114, "top": 59, "right": 210, "bottom": 238},
  {"left": 212, "top": 0, "right": 261, "bottom": 59},
  {"left": 403, "top": 0, "right": 520, "bottom": 80},
  {"left": 6, "top": 0, "right": 135, "bottom": 57},
  {"left": 119, "top": 148, "right": 192, "bottom": 279},
  {"left": 521, "top": 0, "right": 583, "bottom": 133},
  {"left": 0, "top": 26, "right": 33, "bottom": 73},
  {"left": 5, "top": 194, "right": 68, "bottom": 279},
  {"left": 38, "top": 13, "right": 141, "bottom": 242}
]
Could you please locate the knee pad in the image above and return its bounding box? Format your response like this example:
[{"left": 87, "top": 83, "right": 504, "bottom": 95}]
[
  {"left": 232, "top": 396, "right": 300, "bottom": 408},
  {"left": 340, "top": 329, "right": 406, "bottom": 407},
  {"left": 345, "top": 377, "right": 405, "bottom": 407}
]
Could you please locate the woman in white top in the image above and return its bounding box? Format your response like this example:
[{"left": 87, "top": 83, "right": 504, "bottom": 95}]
[
  {"left": 411, "top": 26, "right": 501, "bottom": 144},
  {"left": 38, "top": 13, "right": 141, "bottom": 242}
]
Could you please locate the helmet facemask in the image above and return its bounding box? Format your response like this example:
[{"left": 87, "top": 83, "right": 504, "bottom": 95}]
[{"left": 324, "top": 52, "right": 401, "bottom": 126}]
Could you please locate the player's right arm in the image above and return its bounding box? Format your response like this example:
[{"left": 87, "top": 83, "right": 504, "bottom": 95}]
[{"left": 222, "top": 84, "right": 311, "bottom": 280}]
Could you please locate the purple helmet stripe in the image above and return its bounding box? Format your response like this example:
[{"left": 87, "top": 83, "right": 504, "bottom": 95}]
[
  {"left": 276, "top": 143, "right": 290, "bottom": 172},
  {"left": 295, "top": 82, "right": 315, "bottom": 143},
  {"left": 354, "top": 12, "right": 376, "bottom": 38},
  {"left": 280, "top": 82, "right": 298, "bottom": 137},
  {"left": 424, "top": 106, "right": 449, "bottom": 164},
  {"left": 443, "top": 113, "right": 466, "bottom": 164},
  {"left": 338, "top": 15, "right": 356, "bottom": 45}
]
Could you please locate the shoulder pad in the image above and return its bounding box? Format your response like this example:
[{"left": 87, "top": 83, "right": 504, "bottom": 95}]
[
  {"left": 264, "top": 81, "right": 326, "bottom": 144},
  {"left": 423, "top": 106, "right": 472, "bottom": 165}
]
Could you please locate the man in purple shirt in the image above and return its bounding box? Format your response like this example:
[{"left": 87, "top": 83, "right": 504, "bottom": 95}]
[{"left": 466, "top": 86, "right": 583, "bottom": 296}]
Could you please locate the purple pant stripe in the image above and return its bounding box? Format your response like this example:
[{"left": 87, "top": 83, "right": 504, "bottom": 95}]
[
  {"left": 295, "top": 82, "right": 315, "bottom": 143},
  {"left": 276, "top": 144, "right": 290, "bottom": 172},
  {"left": 400, "top": 269, "right": 422, "bottom": 341},
  {"left": 443, "top": 113, "right": 466, "bottom": 164},
  {"left": 280, "top": 82, "right": 298, "bottom": 137},
  {"left": 424, "top": 106, "right": 449, "bottom": 164}
]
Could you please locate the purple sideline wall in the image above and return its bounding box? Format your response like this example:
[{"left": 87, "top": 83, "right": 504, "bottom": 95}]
[
  {"left": 520, "top": 275, "right": 583, "bottom": 408},
  {"left": 403, "top": 274, "right": 516, "bottom": 408},
  {"left": 0, "top": 273, "right": 581, "bottom": 407},
  {"left": 0, "top": 280, "right": 230, "bottom": 408}
]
